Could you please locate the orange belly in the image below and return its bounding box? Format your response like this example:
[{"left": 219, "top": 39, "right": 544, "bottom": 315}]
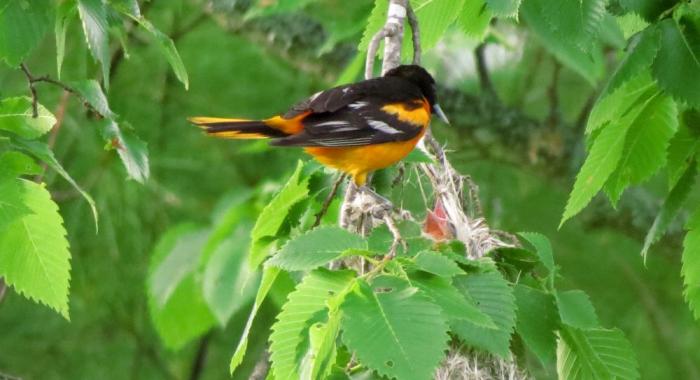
[{"left": 304, "top": 130, "right": 425, "bottom": 186}]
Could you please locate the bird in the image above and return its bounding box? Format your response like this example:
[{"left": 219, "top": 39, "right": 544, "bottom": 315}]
[{"left": 189, "top": 65, "right": 449, "bottom": 192}]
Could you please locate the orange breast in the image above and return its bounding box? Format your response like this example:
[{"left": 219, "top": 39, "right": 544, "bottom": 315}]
[{"left": 304, "top": 129, "right": 426, "bottom": 186}]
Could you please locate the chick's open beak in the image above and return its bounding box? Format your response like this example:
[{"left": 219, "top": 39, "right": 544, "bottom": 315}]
[{"left": 433, "top": 104, "right": 450, "bottom": 125}]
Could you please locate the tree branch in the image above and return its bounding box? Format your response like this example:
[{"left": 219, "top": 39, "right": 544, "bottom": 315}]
[
  {"left": 19, "top": 63, "right": 104, "bottom": 118},
  {"left": 188, "top": 332, "right": 212, "bottom": 380},
  {"left": 474, "top": 43, "right": 498, "bottom": 101},
  {"left": 406, "top": 3, "right": 421, "bottom": 65}
]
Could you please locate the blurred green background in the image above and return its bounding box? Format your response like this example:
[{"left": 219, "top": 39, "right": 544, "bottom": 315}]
[{"left": 0, "top": 1, "right": 698, "bottom": 379}]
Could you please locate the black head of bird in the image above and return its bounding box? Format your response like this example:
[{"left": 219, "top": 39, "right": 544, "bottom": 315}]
[{"left": 384, "top": 65, "right": 450, "bottom": 124}]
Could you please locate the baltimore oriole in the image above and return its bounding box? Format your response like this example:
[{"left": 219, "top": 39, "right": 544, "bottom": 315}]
[{"left": 189, "top": 65, "right": 449, "bottom": 187}]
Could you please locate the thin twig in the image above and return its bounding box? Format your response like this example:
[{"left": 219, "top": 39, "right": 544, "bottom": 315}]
[
  {"left": 406, "top": 2, "right": 421, "bottom": 65},
  {"left": 34, "top": 90, "right": 70, "bottom": 184},
  {"left": 19, "top": 63, "right": 104, "bottom": 117},
  {"left": 19, "top": 64, "right": 39, "bottom": 117},
  {"left": 474, "top": 43, "right": 498, "bottom": 101},
  {"left": 313, "top": 173, "right": 347, "bottom": 228},
  {"left": 546, "top": 59, "right": 561, "bottom": 129},
  {"left": 365, "top": 27, "right": 392, "bottom": 79},
  {"left": 188, "top": 333, "right": 212, "bottom": 380}
]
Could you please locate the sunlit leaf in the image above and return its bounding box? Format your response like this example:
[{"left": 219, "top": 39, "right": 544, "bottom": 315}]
[
  {"left": 557, "top": 326, "right": 639, "bottom": 380},
  {"left": 0, "top": 179, "right": 71, "bottom": 319},
  {"left": 13, "top": 139, "right": 98, "bottom": 228},
  {"left": 269, "top": 269, "right": 355, "bottom": 380},
  {"left": 0, "top": 97, "right": 56, "bottom": 139}
]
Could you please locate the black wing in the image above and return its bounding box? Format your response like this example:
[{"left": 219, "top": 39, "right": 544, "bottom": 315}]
[
  {"left": 282, "top": 76, "right": 423, "bottom": 119},
  {"left": 271, "top": 97, "right": 425, "bottom": 147}
]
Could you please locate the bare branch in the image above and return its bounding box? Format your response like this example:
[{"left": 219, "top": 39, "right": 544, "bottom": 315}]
[
  {"left": 406, "top": 2, "right": 421, "bottom": 65},
  {"left": 474, "top": 43, "right": 498, "bottom": 101},
  {"left": 19, "top": 63, "right": 104, "bottom": 118},
  {"left": 19, "top": 63, "right": 39, "bottom": 117}
]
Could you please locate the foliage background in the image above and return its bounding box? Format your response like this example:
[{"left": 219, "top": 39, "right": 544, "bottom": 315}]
[{"left": 0, "top": 0, "right": 699, "bottom": 379}]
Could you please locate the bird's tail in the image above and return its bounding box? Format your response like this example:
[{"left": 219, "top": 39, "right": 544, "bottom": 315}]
[{"left": 188, "top": 117, "right": 290, "bottom": 139}]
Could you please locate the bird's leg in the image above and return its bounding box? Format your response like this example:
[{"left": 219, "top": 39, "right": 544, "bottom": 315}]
[{"left": 313, "top": 173, "right": 347, "bottom": 228}]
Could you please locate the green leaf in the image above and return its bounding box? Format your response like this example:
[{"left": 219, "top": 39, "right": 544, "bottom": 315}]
[
  {"left": 557, "top": 326, "right": 640, "bottom": 380},
  {"left": 148, "top": 275, "right": 217, "bottom": 350},
  {"left": 682, "top": 209, "right": 700, "bottom": 320},
  {"left": 489, "top": 247, "right": 540, "bottom": 273},
  {"left": 667, "top": 110, "right": 700, "bottom": 188},
  {"left": 457, "top": 0, "right": 493, "bottom": 41},
  {"left": 341, "top": 276, "right": 449, "bottom": 380},
  {"left": 0, "top": 97, "right": 56, "bottom": 139},
  {"left": 642, "top": 160, "right": 697, "bottom": 261},
  {"left": 110, "top": 0, "right": 140, "bottom": 16},
  {"left": 269, "top": 269, "right": 355, "bottom": 380},
  {"left": 13, "top": 139, "right": 98, "bottom": 228},
  {"left": 299, "top": 311, "right": 343, "bottom": 380},
  {"left": 56, "top": 0, "right": 77, "bottom": 79},
  {"left": 514, "top": 284, "right": 558, "bottom": 366},
  {"left": 0, "top": 0, "right": 52, "bottom": 66},
  {"left": 70, "top": 79, "right": 115, "bottom": 118},
  {"left": 0, "top": 179, "right": 71, "bottom": 319},
  {"left": 413, "top": 250, "right": 465, "bottom": 277},
  {"left": 451, "top": 271, "right": 517, "bottom": 357},
  {"left": 556, "top": 290, "right": 599, "bottom": 329},
  {"left": 602, "top": 26, "right": 660, "bottom": 96},
  {"left": 560, "top": 114, "right": 629, "bottom": 226},
  {"left": 652, "top": 17, "right": 700, "bottom": 107},
  {"left": 250, "top": 160, "right": 310, "bottom": 268},
  {"left": 147, "top": 225, "right": 216, "bottom": 349},
  {"left": 148, "top": 227, "right": 209, "bottom": 307},
  {"left": 604, "top": 93, "right": 678, "bottom": 204},
  {"left": 230, "top": 266, "right": 281, "bottom": 375},
  {"left": 586, "top": 72, "right": 657, "bottom": 134},
  {"left": 267, "top": 226, "right": 366, "bottom": 271},
  {"left": 518, "top": 232, "right": 555, "bottom": 276},
  {"left": 128, "top": 16, "right": 189, "bottom": 89},
  {"left": 540, "top": 0, "right": 606, "bottom": 52},
  {"left": 521, "top": 0, "right": 604, "bottom": 84},
  {"left": 0, "top": 150, "right": 41, "bottom": 180},
  {"left": 358, "top": 0, "right": 389, "bottom": 52},
  {"left": 410, "top": 272, "right": 496, "bottom": 328},
  {"left": 619, "top": 0, "right": 677, "bottom": 22},
  {"left": 485, "top": 0, "right": 520, "bottom": 17},
  {"left": 203, "top": 228, "right": 260, "bottom": 326},
  {"left": 597, "top": 13, "right": 626, "bottom": 49},
  {"left": 402, "top": 0, "right": 466, "bottom": 55},
  {"left": 0, "top": 174, "right": 32, "bottom": 231},
  {"left": 78, "top": 0, "right": 111, "bottom": 87},
  {"left": 616, "top": 13, "right": 649, "bottom": 40},
  {"left": 403, "top": 148, "right": 434, "bottom": 163},
  {"left": 99, "top": 119, "right": 150, "bottom": 183}
]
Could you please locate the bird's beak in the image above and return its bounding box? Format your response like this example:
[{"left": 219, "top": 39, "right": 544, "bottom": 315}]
[{"left": 433, "top": 104, "right": 450, "bottom": 125}]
